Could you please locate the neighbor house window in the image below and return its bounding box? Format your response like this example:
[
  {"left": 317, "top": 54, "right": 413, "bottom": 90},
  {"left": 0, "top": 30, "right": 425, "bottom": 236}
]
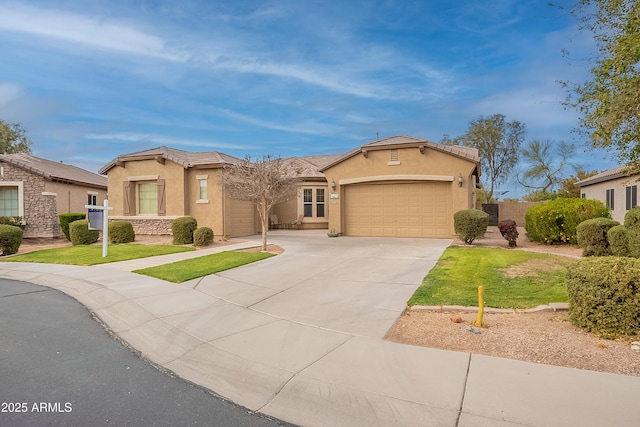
[
  {"left": 627, "top": 185, "right": 638, "bottom": 210},
  {"left": 581, "top": 193, "right": 586, "bottom": 199},
  {"left": 606, "top": 189, "right": 614, "bottom": 210},
  {"left": 0, "top": 186, "right": 19, "bottom": 216},
  {"left": 87, "top": 193, "right": 97, "bottom": 206},
  {"left": 199, "top": 179, "right": 207, "bottom": 200},
  {"left": 138, "top": 182, "right": 158, "bottom": 214}
]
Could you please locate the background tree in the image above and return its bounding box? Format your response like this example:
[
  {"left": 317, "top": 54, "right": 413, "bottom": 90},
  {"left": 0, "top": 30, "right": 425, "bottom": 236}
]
[
  {"left": 456, "top": 114, "right": 526, "bottom": 204},
  {"left": 221, "top": 155, "right": 300, "bottom": 251},
  {"left": 0, "top": 120, "right": 33, "bottom": 154},
  {"left": 518, "top": 139, "right": 576, "bottom": 193},
  {"left": 557, "top": 170, "right": 599, "bottom": 198},
  {"left": 562, "top": 0, "right": 640, "bottom": 172}
]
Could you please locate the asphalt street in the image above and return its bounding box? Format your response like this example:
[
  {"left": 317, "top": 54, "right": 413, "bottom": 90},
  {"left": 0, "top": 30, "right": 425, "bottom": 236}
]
[{"left": 0, "top": 278, "right": 292, "bottom": 427}]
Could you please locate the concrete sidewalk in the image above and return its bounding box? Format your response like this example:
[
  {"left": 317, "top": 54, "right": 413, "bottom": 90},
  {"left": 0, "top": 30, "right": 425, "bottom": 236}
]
[{"left": 1, "top": 232, "right": 639, "bottom": 426}]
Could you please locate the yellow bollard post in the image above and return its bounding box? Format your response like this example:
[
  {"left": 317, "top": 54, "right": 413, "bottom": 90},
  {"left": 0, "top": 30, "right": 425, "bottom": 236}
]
[{"left": 473, "top": 285, "right": 487, "bottom": 328}]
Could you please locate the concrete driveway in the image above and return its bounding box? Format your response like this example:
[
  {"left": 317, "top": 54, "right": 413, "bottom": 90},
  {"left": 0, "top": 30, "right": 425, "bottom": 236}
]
[
  {"left": 186, "top": 230, "right": 451, "bottom": 338},
  {"left": 4, "top": 232, "right": 638, "bottom": 426}
]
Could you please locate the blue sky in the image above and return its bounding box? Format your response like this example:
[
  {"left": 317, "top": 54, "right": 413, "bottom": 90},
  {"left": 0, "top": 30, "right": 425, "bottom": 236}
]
[{"left": 0, "top": 0, "right": 616, "bottom": 197}]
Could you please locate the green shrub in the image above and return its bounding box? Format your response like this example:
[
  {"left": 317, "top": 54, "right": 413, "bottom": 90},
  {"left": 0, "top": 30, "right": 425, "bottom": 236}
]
[
  {"left": 624, "top": 206, "right": 640, "bottom": 229},
  {"left": 453, "top": 209, "right": 489, "bottom": 244},
  {"left": 0, "top": 216, "right": 25, "bottom": 230},
  {"left": 607, "top": 225, "right": 629, "bottom": 257},
  {"left": 59, "top": 213, "right": 86, "bottom": 240},
  {"left": 497, "top": 219, "right": 518, "bottom": 247},
  {"left": 566, "top": 257, "right": 640, "bottom": 339},
  {"left": 172, "top": 216, "right": 198, "bottom": 245},
  {"left": 607, "top": 208, "right": 640, "bottom": 258},
  {"left": 628, "top": 229, "right": 640, "bottom": 258},
  {"left": 576, "top": 217, "right": 620, "bottom": 256},
  {"left": 525, "top": 198, "right": 610, "bottom": 244},
  {"left": 69, "top": 220, "right": 99, "bottom": 245},
  {"left": 108, "top": 221, "right": 135, "bottom": 244},
  {"left": 193, "top": 227, "right": 214, "bottom": 247},
  {"left": 0, "top": 224, "right": 23, "bottom": 255}
]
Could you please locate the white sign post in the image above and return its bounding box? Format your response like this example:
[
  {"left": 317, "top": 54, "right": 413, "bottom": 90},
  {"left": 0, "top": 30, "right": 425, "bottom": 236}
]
[{"left": 85, "top": 199, "right": 113, "bottom": 257}]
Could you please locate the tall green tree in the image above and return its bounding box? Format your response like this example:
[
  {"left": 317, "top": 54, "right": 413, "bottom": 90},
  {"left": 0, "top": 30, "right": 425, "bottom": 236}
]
[
  {"left": 563, "top": 0, "right": 640, "bottom": 171},
  {"left": 456, "top": 114, "right": 526, "bottom": 204},
  {"left": 0, "top": 120, "right": 33, "bottom": 154},
  {"left": 518, "top": 140, "right": 576, "bottom": 193}
]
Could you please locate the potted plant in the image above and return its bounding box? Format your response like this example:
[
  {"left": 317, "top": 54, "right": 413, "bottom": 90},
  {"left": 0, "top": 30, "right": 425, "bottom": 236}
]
[{"left": 327, "top": 229, "right": 340, "bottom": 237}]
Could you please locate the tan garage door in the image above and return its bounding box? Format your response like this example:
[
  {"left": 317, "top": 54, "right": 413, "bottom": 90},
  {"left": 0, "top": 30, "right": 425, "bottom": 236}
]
[
  {"left": 226, "top": 198, "right": 256, "bottom": 237},
  {"left": 344, "top": 182, "right": 452, "bottom": 238}
]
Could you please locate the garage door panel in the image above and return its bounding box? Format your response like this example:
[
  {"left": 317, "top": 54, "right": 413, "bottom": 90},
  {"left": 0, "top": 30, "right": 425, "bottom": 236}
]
[{"left": 344, "top": 182, "right": 451, "bottom": 238}]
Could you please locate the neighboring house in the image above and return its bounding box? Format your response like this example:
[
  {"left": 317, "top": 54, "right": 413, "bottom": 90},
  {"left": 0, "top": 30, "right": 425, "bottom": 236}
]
[
  {"left": 0, "top": 153, "right": 108, "bottom": 238},
  {"left": 98, "top": 146, "right": 256, "bottom": 237},
  {"left": 101, "top": 135, "right": 481, "bottom": 239},
  {"left": 575, "top": 165, "right": 639, "bottom": 223}
]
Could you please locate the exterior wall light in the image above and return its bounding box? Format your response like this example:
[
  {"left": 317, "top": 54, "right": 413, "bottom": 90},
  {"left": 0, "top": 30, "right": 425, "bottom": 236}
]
[
  {"left": 330, "top": 179, "right": 336, "bottom": 190},
  {"left": 458, "top": 173, "right": 463, "bottom": 187}
]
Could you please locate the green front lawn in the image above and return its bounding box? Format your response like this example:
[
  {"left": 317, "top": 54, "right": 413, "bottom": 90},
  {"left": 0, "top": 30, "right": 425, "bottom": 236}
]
[
  {"left": 408, "top": 246, "right": 574, "bottom": 309},
  {"left": 1, "top": 244, "right": 193, "bottom": 266},
  {"left": 134, "top": 251, "right": 276, "bottom": 283}
]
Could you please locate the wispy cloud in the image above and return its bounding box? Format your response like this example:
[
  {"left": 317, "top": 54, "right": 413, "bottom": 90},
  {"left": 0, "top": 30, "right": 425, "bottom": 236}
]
[{"left": 0, "top": 4, "right": 185, "bottom": 61}]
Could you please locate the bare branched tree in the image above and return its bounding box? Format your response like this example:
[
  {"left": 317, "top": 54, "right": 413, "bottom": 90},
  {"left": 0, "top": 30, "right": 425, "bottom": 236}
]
[
  {"left": 517, "top": 140, "right": 577, "bottom": 193},
  {"left": 221, "top": 155, "right": 300, "bottom": 251}
]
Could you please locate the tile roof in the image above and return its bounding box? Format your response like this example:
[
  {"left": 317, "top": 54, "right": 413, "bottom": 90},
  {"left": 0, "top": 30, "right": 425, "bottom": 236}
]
[
  {"left": 99, "top": 146, "right": 246, "bottom": 174},
  {"left": 319, "top": 135, "right": 480, "bottom": 172},
  {"left": 575, "top": 165, "right": 638, "bottom": 187},
  {"left": 0, "top": 153, "right": 107, "bottom": 189}
]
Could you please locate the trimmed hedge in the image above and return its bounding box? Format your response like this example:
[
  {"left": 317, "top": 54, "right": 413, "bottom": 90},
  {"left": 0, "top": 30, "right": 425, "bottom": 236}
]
[
  {"left": 525, "top": 198, "right": 610, "bottom": 244},
  {"left": 624, "top": 206, "right": 640, "bottom": 228},
  {"left": 69, "top": 220, "right": 99, "bottom": 245},
  {"left": 0, "top": 224, "right": 23, "bottom": 255},
  {"left": 172, "top": 216, "right": 198, "bottom": 245},
  {"left": 0, "top": 216, "right": 25, "bottom": 230},
  {"left": 193, "top": 227, "right": 214, "bottom": 247},
  {"left": 109, "top": 221, "right": 135, "bottom": 244},
  {"left": 453, "top": 209, "right": 489, "bottom": 244},
  {"left": 498, "top": 219, "right": 518, "bottom": 247},
  {"left": 566, "top": 257, "right": 640, "bottom": 339},
  {"left": 576, "top": 217, "right": 620, "bottom": 256},
  {"left": 59, "top": 213, "right": 86, "bottom": 241},
  {"left": 608, "top": 207, "right": 640, "bottom": 258}
]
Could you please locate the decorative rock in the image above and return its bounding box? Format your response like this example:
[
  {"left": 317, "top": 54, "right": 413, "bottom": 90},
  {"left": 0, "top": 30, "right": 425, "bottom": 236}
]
[
  {"left": 631, "top": 344, "right": 640, "bottom": 352},
  {"left": 450, "top": 316, "right": 463, "bottom": 323}
]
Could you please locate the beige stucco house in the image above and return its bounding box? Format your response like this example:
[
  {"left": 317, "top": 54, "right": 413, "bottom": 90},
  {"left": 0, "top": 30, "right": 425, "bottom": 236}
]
[
  {"left": 265, "top": 135, "right": 480, "bottom": 238},
  {"left": 576, "top": 165, "right": 639, "bottom": 223},
  {"left": 0, "top": 153, "right": 108, "bottom": 238},
  {"left": 100, "top": 136, "right": 480, "bottom": 239},
  {"left": 99, "top": 146, "right": 257, "bottom": 237}
]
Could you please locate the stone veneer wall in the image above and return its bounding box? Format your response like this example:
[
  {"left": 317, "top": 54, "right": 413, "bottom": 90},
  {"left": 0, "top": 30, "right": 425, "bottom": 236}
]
[
  {"left": 0, "top": 162, "right": 63, "bottom": 238},
  {"left": 108, "top": 216, "right": 176, "bottom": 235}
]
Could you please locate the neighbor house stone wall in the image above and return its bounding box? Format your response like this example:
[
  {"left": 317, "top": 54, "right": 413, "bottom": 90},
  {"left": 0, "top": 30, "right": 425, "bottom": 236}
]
[
  {"left": 0, "top": 162, "right": 63, "bottom": 238},
  {"left": 109, "top": 216, "right": 177, "bottom": 235}
]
